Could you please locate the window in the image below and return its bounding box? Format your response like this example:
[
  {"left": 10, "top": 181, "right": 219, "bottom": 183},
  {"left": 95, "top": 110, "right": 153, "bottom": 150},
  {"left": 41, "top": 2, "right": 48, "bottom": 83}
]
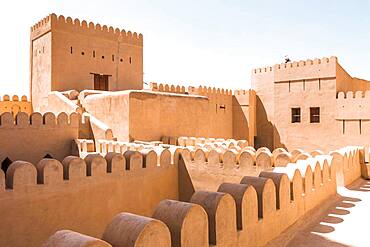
[
  {"left": 70, "top": 46, "right": 73, "bottom": 54},
  {"left": 112, "top": 55, "right": 115, "bottom": 61},
  {"left": 291, "top": 108, "right": 301, "bottom": 123},
  {"left": 310, "top": 107, "right": 320, "bottom": 123},
  {"left": 81, "top": 51, "right": 85, "bottom": 55},
  {"left": 93, "top": 50, "right": 96, "bottom": 58},
  {"left": 129, "top": 57, "right": 132, "bottom": 64}
]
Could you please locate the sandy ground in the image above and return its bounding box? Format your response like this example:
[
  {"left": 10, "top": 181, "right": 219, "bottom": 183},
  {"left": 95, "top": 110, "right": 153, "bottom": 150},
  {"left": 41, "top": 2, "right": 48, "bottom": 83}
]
[{"left": 266, "top": 179, "right": 370, "bottom": 247}]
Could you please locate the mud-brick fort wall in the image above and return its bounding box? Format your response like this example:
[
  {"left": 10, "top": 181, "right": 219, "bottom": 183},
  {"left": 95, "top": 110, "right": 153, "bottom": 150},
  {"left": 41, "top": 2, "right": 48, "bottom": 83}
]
[
  {"left": 0, "top": 112, "right": 79, "bottom": 165},
  {"left": 0, "top": 95, "right": 32, "bottom": 116},
  {"left": 83, "top": 90, "right": 210, "bottom": 142},
  {"left": 30, "top": 14, "right": 143, "bottom": 112},
  {"left": 253, "top": 56, "right": 370, "bottom": 152},
  {"left": 273, "top": 57, "right": 338, "bottom": 152}
]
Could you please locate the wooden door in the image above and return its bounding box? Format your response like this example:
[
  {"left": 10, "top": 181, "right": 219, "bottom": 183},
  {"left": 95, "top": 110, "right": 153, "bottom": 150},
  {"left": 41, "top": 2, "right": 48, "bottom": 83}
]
[{"left": 94, "top": 74, "right": 109, "bottom": 91}]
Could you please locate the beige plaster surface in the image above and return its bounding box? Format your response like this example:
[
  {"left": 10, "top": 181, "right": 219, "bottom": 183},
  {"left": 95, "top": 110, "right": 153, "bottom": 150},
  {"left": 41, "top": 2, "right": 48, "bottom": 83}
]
[
  {"left": 0, "top": 95, "right": 32, "bottom": 116},
  {"left": 31, "top": 14, "right": 143, "bottom": 111}
]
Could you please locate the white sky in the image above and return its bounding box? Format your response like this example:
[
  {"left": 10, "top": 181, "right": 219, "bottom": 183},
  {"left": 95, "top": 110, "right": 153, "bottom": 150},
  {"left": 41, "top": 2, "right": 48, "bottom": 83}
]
[{"left": 1, "top": 0, "right": 370, "bottom": 96}]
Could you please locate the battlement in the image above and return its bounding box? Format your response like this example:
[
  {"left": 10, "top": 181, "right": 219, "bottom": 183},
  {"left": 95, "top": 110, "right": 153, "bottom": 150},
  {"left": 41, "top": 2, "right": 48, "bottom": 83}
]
[
  {"left": 149, "top": 82, "right": 186, "bottom": 94},
  {"left": 336, "top": 90, "right": 370, "bottom": 120},
  {"left": 43, "top": 146, "right": 362, "bottom": 247},
  {"left": 0, "top": 112, "right": 78, "bottom": 128},
  {"left": 252, "top": 56, "right": 337, "bottom": 75},
  {"left": 275, "top": 56, "right": 337, "bottom": 70},
  {"left": 0, "top": 94, "right": 28, "bottom": 102},
  {"left": 187, "top": 85, "right": 233, "bottom": 96},
  {"left": 31, "top": 14, "right": 143, "bottom": 46}
]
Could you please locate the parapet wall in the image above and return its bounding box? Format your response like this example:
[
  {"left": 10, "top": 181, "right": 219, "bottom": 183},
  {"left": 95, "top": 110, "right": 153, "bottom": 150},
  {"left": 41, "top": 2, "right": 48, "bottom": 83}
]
[
  {"left": 44, "top": 146, "right": 363, "bottom": 247},
  {"left": 150, "top": 82, "right": 186, "bottom": 94},
  {"left": 0, "top": 112, "right": 79, "bottom": 164},
  {"left": 0, "top": 150, "right": 178, "bottom": 247},
  {"left": 0, "top": 95, "right": 32, "bottom": 116},
  {"left": 252, "top": 56, "right": 337, "bottom": 83},
  {"left": 336, "top": 91, "right": 370, "bottom": 120},
  {"left": 31, "top": 14, "right": 143, "bottom": 46}
]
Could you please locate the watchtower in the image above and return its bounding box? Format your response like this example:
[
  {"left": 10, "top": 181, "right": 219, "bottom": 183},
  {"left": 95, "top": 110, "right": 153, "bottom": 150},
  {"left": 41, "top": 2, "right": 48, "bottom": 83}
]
[{"left": 30, "top": 14, "right": 144, "bottom": 111}]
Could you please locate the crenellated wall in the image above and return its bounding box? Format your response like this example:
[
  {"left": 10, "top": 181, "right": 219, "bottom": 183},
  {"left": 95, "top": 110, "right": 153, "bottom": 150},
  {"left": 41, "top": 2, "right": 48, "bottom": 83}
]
[
  {"left": 42, "top": 146, "right": 363, "bottom": 247},
  {"left": 150, "top": 82, "right": 186, "bottom": 94},
  {"left": 0, "top": 95, "right": 32, "bottom": 116},
  {"left": 273, "top": 57, "right": 337, "bottom": 83},
  {"left": 31, "top": 13, "right": 144, "bottom": 111},
  {"left": 0, "top": 150, "right": 178, "bottom": 247},
  {"left": 148, "top": 84, "right": 256, "bottom": 144},
  {"left": 0, "top": 112, "right": 79, "bottom": 165},
  {"left": 82, "top": 89, "right": 254, "bottom": 142}
]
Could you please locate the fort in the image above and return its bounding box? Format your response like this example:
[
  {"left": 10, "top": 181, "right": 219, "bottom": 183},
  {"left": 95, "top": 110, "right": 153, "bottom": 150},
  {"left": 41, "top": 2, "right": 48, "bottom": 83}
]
[{"left": 1, "top": 13, "right": 370, "bottom": 246}]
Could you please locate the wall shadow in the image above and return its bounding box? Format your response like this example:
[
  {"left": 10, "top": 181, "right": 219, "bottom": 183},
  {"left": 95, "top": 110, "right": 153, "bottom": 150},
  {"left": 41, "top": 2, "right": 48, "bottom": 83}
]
[{"left": 255, "top": 95, "right": 287, "bottom": 150}]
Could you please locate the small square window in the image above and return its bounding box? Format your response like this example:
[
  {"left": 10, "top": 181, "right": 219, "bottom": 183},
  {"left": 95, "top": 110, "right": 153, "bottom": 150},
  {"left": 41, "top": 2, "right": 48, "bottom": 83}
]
[
  {"left": 291, "top": 108, "right": 301, "bottom": 123},
  {"left": 310, "top": 107, "right": 320, "bottom": 123}
]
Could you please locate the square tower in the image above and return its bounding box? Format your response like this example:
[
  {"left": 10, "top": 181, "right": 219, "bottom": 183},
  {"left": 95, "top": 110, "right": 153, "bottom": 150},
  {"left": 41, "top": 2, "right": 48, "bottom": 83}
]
[{"left": 30, "top": 14, "right": 143, "bottom": 111}]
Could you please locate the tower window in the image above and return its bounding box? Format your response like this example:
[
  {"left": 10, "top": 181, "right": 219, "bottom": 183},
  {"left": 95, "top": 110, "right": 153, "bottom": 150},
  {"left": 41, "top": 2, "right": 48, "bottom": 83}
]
[
  {"left": 120, "top": 58, "right": 123, "bottom": 62},
  {"left": 93, "top": 50, "right": 96, "bottom": 58},
  {"left": 70, "top": 47, "right": 73, "bottom": 54},
  {"left": 291, "top": 108, "right": 301, "bottom": 123},
  {"left": 112, "top": 55, "right": 115, "bottom": 61},
  {"left": 81, "top": 51, "right": 85, "bottom": 55},
  {"left": 102, "top": 55, "right": 105, "bottom": 59},
  {"left": 310, "top": 107, "right": 320, "bottom": 123},
  {"left": 129, "top": 57, "right": 132, "bottom": 64}
]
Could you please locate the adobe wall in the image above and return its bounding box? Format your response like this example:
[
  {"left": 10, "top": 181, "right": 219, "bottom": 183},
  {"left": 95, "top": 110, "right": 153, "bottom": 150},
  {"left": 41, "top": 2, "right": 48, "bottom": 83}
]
[
  {"left": 0, "top": 95, "right": 33, "bottom": 116},
  {"left": 233, "top": 89, "right": 256, "bottom": 145},
  {"left": 31, "top": 28, "right": 52, "bottom": 112},
  {"left": 30, "top": 14, "right": 143, "bottom": 111},
  {"left": 188, "top": 86, "right": 234, "bottom": 138},
  {"left": 83, "top": 90, "right": 241, "bottom": 142},
  {"left": 336, "top": 63, "right": 370, "bottom": 93},
  {"left": 333, "top": 91, "right": 370, "bottom": 147},
  {"left": 0, "top": 112, "right": 79, "bottom": 164},
  {"left": 273, "top": 77, "right": 337, "bottom": 152},
  {"left": 0, "top": 152, "right": 178, "bottom": 247},
  {"left": 251, "top": 66, "right": 275, "bottom": 149},
  {"left": 252, "top": 57, "right": 368, "bottom": 152},
  {"left": 43, "top": 146, "right": 363, "bottom": 247},
  {"left": 148, "top": 83, "right": 256, "bottom": 144}
]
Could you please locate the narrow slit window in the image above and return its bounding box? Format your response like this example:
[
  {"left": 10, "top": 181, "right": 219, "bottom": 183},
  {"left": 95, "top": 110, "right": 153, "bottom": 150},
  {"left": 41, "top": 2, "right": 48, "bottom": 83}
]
[
  {"left": 93, "top": 50, "right": 96, "bottom": 58},
  {"left": 343, "top": 120, "right": 345, "bottom": 134},
  {"left": 291, "top": 108, "right": 301, "bottom": 123},
  {"left": 70, "top": 46, "right": 73, "bottom": 54},
  {"left": 359, "top": 120, "right": 362, "bottom": 135},
  {"left": 310, "top": 107, "right": 320, "bottom": 123},
  {"left": 112, "top": 55, "right": 115, "bottom": 61},
  {"left": 129, "top": 57, "right": 132, "bottom": 64}
]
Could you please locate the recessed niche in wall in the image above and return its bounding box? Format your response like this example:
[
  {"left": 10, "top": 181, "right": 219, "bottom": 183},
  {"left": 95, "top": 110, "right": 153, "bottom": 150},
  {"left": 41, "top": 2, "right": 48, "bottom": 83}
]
[
  {"left": 93, "top": 50, "right": 96, "bottom": 58},
  {"left": 112, "top": 55, "right": 115, "bottom": 61},
  {"left": 120, "top": 58, "right": 123, "bottom": 62},
  {"left": 81, "top": 52, "right": 85, "bottom": 55},
  {"left": 102, "top": 56, "right": 105, "bottom": 59},
  {"left": 129, "top": 57, "right": 132, "bottom": 64}
]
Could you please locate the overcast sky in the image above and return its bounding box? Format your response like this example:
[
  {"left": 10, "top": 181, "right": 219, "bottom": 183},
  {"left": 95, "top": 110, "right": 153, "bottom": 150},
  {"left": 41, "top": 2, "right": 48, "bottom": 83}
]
[{"left": 1, "top": 0, "right": 370, "bottom": 96}]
